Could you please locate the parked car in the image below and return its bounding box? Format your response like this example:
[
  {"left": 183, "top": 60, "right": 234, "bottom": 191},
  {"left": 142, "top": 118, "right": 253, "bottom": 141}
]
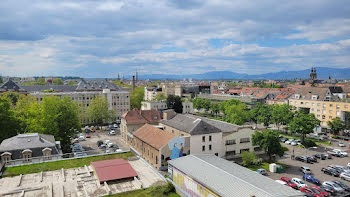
[
  {"left": 300, "top": 187, "right": 324, "bottom": 197},
  {"left": 105, "top": 140, "right": 110, "bottom": 144},
  {"left": 307, "top": 156, "right": 317, "bottom": 163},
  {"left": 311, "top": 186, "right": 331, "bottom": 197},
  {"left": 97, "top": 140, "right": 103, "bottom": 147},
  {"left": 109, "top": 130, "right": 116, "bottom": 135},
  {"left": 322, "top": 181, "right": 344, "bottom": 194},
  {"left": 314, "top": 153, "right": 327, "bottom": 160},
  {"left": 285, "top": 139, "right": 293, "bottom": 145},
  {"left": 327, "top": 150, "right": 341, "bottom": 157},
  {"left": 113, "top": 123, "right": 118, "bottom": 128},
  {"left": 347, "top": 163, "right": 350, "bottom": 169},
  {"left": 328, "top": 165, "right": 350, "bottom": 174},
  {"left": 107, "top": 142, "right": 115, "bottom": 148},
  {"left": 74, "top": 152, "right": 87, "bottom": 157},
  {"left": 115, "top": 149, "right": 123, "bottom": 153},
  {"left": 322, "top": 153, "right": 332, "bottom": 159},
  {"left": 303, "top": 174, "right": 321, "bottom": 185},
  {"left": 332, "top": 180, "right": 350, "bottom": 192},
  {"left": 99, "top": 144, "right": 107, "bottom": 149},
  {"left": 85, "top": 134, "right": 91, "bottom": 138},
  {"left": 280, "top": 177, "right": 298, "bottom": 190},
  {"left": 291, "top": 178, "right": 307, "bottom": 189},
  {"left": 291, "top": 141, "right": 298, "bottom": 146},
  {"left": 340, "top": 172, "right": 350, "bottom": 181},
  {"left": 95, "top": 125, "right": 100, "bottom": 130},
  {"left": 256, "top": 168, "right": 267, "bottom": 175},
  {"left": 321, "top": 168, "right": 340, "bottom": 177},
  {"left": 301, "top": 166, "right": 312, "bottom": 174},
  {"left": 319, "top": 185, "right": 336, "bottom": 196},
  {"left": 295, "top": 156, "right": 313, "bottom": 163},
  {"left": 104, "top": 149, "right": 111, "bottom": 154},
  {"left": 333, "top": 149, "right": 348, "bottom": 157},
  {"left": 338, "top": 142, "right": 345, "bottom": 147},
  {"left": 73, "top": 138, "right": 79, "bottom": 143},
  {"left": 281, "top": 138, "right": 288, "bottom": 143}
]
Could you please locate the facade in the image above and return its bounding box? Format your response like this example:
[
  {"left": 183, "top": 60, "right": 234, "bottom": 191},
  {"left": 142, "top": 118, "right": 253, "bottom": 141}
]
[
  {"left": 289, "top": 87, "right": 350, "bottom": 128},
  {"left": 0, "top": 133, "right": 61, "bottom": 164},
  {"left": 31, "top": 89, "right": 130, "bottom": 124},
  {"left": 132, "top": 124, "right": 190, "bottom": 170},
  {"left": 168, "top": 154, "right": 303, "bottom": 197},
  {"left": 141, "top": 100, "right": 167, "bottom": 110},
  {"left": 120, "top": 109, "right": 161, "bottom": 145},
  {"left": 182, "top": 101, "right": 193, "bottom": 114},
  {"left": 144, "top": 87, "right": 162, "bottom": 101},
  {"left": 160, "top": 112, "right": 223, "bottom": 157}
]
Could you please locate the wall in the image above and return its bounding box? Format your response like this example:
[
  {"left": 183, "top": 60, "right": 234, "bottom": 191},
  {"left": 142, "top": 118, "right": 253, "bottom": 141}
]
[
  {"left": 182, "top": 102, "right": 193, "bottom": 114},
  {"left": 141, "top": 101, "right": 167, "bottom": 110},
  {"left": 190, "top": 133, "right": 223, "bottom": 157},
  {"left": 160, "top": 123, "right": 191, "bottom": 137},
  {"left": 120, "top": 118, "right": 145, "bottom": 145},
  {"left": 171, "top": 167, "right": 219, "bottom": 197}
]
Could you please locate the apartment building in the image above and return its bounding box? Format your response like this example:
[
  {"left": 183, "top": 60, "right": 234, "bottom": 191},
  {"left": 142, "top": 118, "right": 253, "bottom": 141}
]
[
  {"left": 289, "top": 87, "right": 350, "bottom": 128},
  {"left": 144, "top": 87, "right": 162, "bottom": 101},
  {"left": 141, "top": 100, "right": 167, "bottom": 110}
]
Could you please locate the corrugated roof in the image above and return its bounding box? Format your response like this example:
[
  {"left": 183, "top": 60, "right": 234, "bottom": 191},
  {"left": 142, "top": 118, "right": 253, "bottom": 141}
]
[
  {"left": 169, "top": 155, "right": 303, "bottom": 197},
  {"left": 91, "top": 159, "right": 138, "bottom": 183},
  {"left": 133, "top": 124, "right": 175, "bottom": 150},
  {"left": 160, "top": 114, "right": 221, "bottom": 135}
]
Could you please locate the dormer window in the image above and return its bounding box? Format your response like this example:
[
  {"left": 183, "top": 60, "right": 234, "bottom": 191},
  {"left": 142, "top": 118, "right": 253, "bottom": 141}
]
[
  {"left": 1, "top": 152, "right": 12, "bottom": 164},
  {"left": 42, "top": 147, "right": 52, "bottom": 160},
  {"left": 295, "top": 94, "right": 300, "bottom": 99},
  {"left": 22, "top": 149, "right": 32, "bottom": 162},
  {"left": 312, "top": 95, "right": 318, "bottom": 100}
]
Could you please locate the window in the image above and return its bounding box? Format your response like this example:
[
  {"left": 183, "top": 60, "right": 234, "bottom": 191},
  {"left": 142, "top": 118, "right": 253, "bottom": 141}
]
[
  {"left": 225, "top": 151, "right": 236, "bottom": 156},
  {"left": 329, "top": 104, "right": 333, "bottom": 107},
  {"left": 322, "top": 110, "right": 326, "bottom": 114},
  {"left": 202, "top": 136, "right": 205, "bottom": 142},
  {"left": 317, "top": 114, "right": 320, "bottom": 117},
  {"left": 225, "top": 140, "right": 236, "bottom": 145},
  {"left": 156, "top": 156, "right": 158, "bottom": 164},
  {"left": 323, "top": 104, "right": 326, "bottom": 107},
  {"left": 240, "top": 138, "right": 250, "bottom": 143},
  {"left": 336, "top": 105, "right": 340, "bottom": 109},
  {"left": 336, "top": 111, "right": 340, "bottom": 116},
  {"left": 202, "top": 146, "right": 205, "bottom": 151},
  {"left": 209, "top": 135, "right": 212, "bottom": 141},
  {"left": 317, "top": 103, "right": 320, "bottom": 106},
  {"left": 209, "top": 145, "right": 212, "bottom": 150},
  {"left": 329, "top": 116, "right": 332, "bottom": 119},
  {"left": 345, "top": 105, "right": 348, "bottom": 109},
  {"left": 254, "top": 147, "right": 262, "bottom": 152},
  {"left": 329, "top": 110, "right": 333, "bottom": 113},
  {"left": 240, "top": 148, "right": 250, "bottom": 153},
  {"left": 322, "top": 115, "right": 325, "bottom": 120}
]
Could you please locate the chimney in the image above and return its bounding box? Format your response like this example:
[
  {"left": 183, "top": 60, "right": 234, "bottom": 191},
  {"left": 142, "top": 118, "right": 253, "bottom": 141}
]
[{"left": 132, "top": 75, "right": 136, "bottom": 90}]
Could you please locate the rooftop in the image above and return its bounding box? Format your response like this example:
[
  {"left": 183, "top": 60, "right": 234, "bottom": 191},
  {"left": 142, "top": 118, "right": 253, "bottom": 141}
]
[
  {"left": 169, "top": 155, "right": 303, "bottom": 197},
  {"left": 133, "top": 124, "right": 175, "bottom": 150},
  {"left": 0, "top": 133, "right": 57, "bottom": 152},
  {"left": 91, "top": 159, "right": 138, "bottom": 183},
  {"left": 122, "top": 109, "right": 161, "bottom": 125}
]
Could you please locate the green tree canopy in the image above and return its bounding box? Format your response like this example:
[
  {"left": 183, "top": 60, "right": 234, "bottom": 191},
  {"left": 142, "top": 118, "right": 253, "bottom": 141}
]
[
  {"left": 36, "top": 78, "right": 48, "bottom": 85},
  {"left": 327, "top": 117, "right": 345, "bottom": 135},
  {"left": 1, "top": 92, "right": 21, "bottom": 106},
  {"left": 271, "top": 104, "right": 294, "bottom": 130},
  {"left": 155, "top": 93, "right": 167, "bottom": 101},
  {"left": 210, "top": 102, "right": 220, "bottom": 117},
  {"left": 288, "top": 112, "right": 320, "bottom": 143},
  {"left": 252, "top": 130, "right": 285, "bottom": 162},
  {"left": 0, "top": 97, "right": 20, "bottom": 143},
  {"left": 87, "top": 96, "right": 115, "bottom": 125},
  {"left": 166, "top": 95, "right": 183, "bottom": 113},
  {"left": 68, "top": 81, "right": 77, "bottom": 86},
  {"left": 52, "top": 78, "right": 64, "bottom": 85},
  {"left": 257, "top": 104, "right": 273, "bottom": 127},
  {"left": 130, "top": 86, "right": 144, "bottom": 109}
]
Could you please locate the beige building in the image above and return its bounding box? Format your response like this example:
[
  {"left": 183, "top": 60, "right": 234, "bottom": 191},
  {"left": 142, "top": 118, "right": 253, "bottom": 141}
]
[
  {"left": 182, "top": 101, "right": 193, "bottom": 114},
  {"left": 120, "top": 109, "right": 161, "bottom": 145},
  {"left": 289, "top": 87, "right": 350, "bottom": 128},
  {"left": 141, "top": 100, "right": 167, "bottom": 110},
  {"left": 144, "top": 87, "right": 162, "bottom": 101},
  {"left": 31, "top": 89, "right": 130, "bottom": 124}
]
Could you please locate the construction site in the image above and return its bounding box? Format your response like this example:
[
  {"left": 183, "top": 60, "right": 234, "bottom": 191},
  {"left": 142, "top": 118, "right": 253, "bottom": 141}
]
[{"left": 0, "top": 158, "right": 166, "bottom": 197}]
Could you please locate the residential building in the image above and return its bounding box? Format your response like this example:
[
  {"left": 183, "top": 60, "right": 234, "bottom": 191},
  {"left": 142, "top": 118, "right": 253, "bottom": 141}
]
[
  {"left": 0, "top": 79, "right": 26, "bottom": 93},
  {"left": 289, "top": 87, "right": 350, "bottom": 128},
  {"left": 144, "top": 87, "right": 162, "bottom": 101},
  {"left": 160, "top": 112, "right": 223, "bottom": 157},
  {"left": 141, "top": 100, "right": 167, "bottom": 110},
  {"left": 168, "top": 154, "right": 303, "bottom": 197},
  {"left": 182, "top": 101, "right": 193, "bottom": 114},
  {"left": 120, "top": 109, "right": 161, "bottom": 145},
  {"left": 132, "top": 124, "right": 190, "bottom": 170},
  {"left": 0, "top": 133, "right": 61, "bottom": 165}
]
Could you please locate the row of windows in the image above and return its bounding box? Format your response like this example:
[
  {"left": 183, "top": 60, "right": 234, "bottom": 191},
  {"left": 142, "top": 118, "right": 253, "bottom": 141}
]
[
  {"left": 202, "top": 145, "right": 212, "bottom": 151},
  {"left": 291, "top": 101, "right": 348, "bottom": 109},
  {"left": 202, "top": 135, "right": 212, "bottom": 142}
]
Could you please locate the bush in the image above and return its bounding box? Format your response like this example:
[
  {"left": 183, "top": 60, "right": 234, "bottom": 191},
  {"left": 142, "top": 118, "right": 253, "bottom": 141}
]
[
  {"left": 281, "top": 146, "right": 289, "bottom": 152},
  {"left": 242, "top": 151, "right": 261, "bottom": 167},
  {"left": 302, "top": 139, "right": 316, "bottom": 148}
]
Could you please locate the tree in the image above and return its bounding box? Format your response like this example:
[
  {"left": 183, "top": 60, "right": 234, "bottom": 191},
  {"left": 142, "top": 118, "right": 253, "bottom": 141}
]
[
  {"left": 1, "top": 92, "right": 21, "bottom": 106},
  {"left": 249, "top": 103, "right": 263, "bottom": 127},
  {"left": 155, "top": 93, "right": 167, "bottom": 101},
  {"left": 68, "top": 81, "right": 77, "bottom": 86},
  {"left": 271, "top": 104, "right": 293, "bottom": 131},
  {"left": 36, "top": 78, "right": 48, "bottom": 85},
  {"left": 210, "top": 102, "right": 220, "bottom": 117},
  {"left": 327, "top": 117, "right": 345, "bottom": 136},
  {"left": 241, "top": 151, "right": 261, "bottom": 167},
  {"left": 52, "top": 78, "right": 64, "bottom": 85},
  {"left": 15, "top": 95, "right": 43, "bottom": 134},
  {"left": 0, "top": 77, "right": 3, "bottom": 84},
  {"left": 0, "top": 97, "right": 20, "bottom": 143},
  {"left": 257, "top": 104, "right": 273, "bottom": 127},
  {"left": 252, "top": 130, "right": 285, "bottom": 162},
  {"left": 288, "top": 112, "right": 320, "bottom": 143},
  {"left": 224, "top": 104, "right": 249, "bottom": 125},
  {"left": 130, "top": 86, "right": 144, "bottom": 109},
  {"left": 87, "top": 96, "right": 115, "bottom": 125},
  {"left": 40, "top": 96, "right": 81, "bottom": 152},
  {"left": 167, "top": 95, "right": 183, "bottom": 113}
]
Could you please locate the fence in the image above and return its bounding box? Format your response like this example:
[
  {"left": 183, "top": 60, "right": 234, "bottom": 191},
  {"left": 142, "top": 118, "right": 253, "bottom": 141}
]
[{"left": 1, "top": 148, "right": 130, "bottom": 167}]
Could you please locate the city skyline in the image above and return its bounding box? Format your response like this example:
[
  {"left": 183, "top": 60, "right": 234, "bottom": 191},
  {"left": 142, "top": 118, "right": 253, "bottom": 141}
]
[{"left": 0, "top": 0, "right": 350, "bottom": 77}]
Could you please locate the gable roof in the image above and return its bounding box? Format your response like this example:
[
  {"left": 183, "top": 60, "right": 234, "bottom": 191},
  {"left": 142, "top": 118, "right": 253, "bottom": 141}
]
[
  {"left": 0, "top": 133, "right": 57, "bottom": 152},
  {"left": 184, "top": 114, "right": 240, "bottom": 133},
  {"left": 292, "top": 87, "right": 329, "bottom": 101},
  {"left": 122, "top": 109, "right": 161, "bottom": 124},
  {"left": 169, "top": 155, "right": 303, "bottom": 197},
  {"left": 160, "top": 114, "right": 221, "bottom": 135},
  {"left": 0, "top": 79, "right": 23, "bottom": 91},
  {"left": 133, "top": 124, "right": 175, "bottom": 150},
  {"left": 91, "top": 159, "right": 138, "bottom": 183},
  {"left": 76, "top": 79, "right": 120, "bottom": 91}
]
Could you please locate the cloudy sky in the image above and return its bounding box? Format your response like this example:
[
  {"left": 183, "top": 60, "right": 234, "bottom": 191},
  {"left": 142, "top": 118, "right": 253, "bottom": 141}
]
[{"left": 0, "top": 0, "right": 350, "bottom": 77}]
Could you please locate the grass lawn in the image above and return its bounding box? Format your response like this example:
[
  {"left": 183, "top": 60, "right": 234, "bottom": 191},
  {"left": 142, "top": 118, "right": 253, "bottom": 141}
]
[
  {"left": 247, "top": 162, "right": 288, "bottom": 171},
  {"left": 3, "top": 152, "right": 134, "bottom": 177},
  {"left": 106, "top": 183, "right": 180, "bottom": 197}
]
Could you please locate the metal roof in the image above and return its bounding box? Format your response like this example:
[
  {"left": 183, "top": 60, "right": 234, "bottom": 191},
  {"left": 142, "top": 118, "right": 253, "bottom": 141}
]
[
  {"left": 168, "top": 155, "right": 303, "bottom": 197},
  {"left": 91, "top": 159, "right": 138, "bottom": 183}
]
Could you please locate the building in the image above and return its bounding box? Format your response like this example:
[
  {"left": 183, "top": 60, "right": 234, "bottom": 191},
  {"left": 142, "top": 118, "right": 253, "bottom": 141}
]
[
  {"left": 120, "top": 109, "right": 161, "bottom": 145},
  {"left": 0, "top": 79, "right": 26, "bottom": 93},
  {"left": 141, "top": 100, "right": 167, "bottom": 110},
  {"left": 160, "top": 112, "right": 223, "bottom": 157},
  {"left": 289, "top": 87, "right": 350, "bottom": 128},
  {"left": 168, "top": 154, "right": 303, "bottom": 197},
  {"left": 31, "top": 89, "right": 130, "bottom": 124},
  {"left": 0, "top": 133, "right": 61, "bottom": 164},
  {"left": 132, "top": 124, "right": 190, "bottom": 170},
  {"left": 144, "top": 87, "right": 162, "bottom": 101},
  {"left": 91, "top": 159, "right": 138, "bottom": 184},
  {"left": 182, "top": 101, "right": 193, "bottom": 114}
]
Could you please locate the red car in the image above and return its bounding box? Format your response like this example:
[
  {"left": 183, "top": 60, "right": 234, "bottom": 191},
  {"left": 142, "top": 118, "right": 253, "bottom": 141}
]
[
  {"left": 85, "top": 134, "right": 91, "bottom": 138},
  {"left": 311, "top": 186, "right": 330, "bottom": 197},
  {"left": 280, "top": 177, "right": 298, "bottom": 190},
  {"left": 301, "top": 187, "right": 326, "bottom": 197}
]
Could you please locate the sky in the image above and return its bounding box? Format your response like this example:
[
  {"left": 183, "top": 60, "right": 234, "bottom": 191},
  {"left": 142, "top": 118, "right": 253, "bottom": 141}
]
[{"left": 0, "top": 0, "right": 350, "bottom": 77}]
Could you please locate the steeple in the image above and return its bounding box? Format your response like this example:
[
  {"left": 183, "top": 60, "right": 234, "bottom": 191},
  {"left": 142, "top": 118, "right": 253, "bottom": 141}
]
[
  {"left": 136, "top": 70, "right": 138, "bottom": 83},
  {"left": 117, "top": 73, "right": 120, "bottom": 81}
]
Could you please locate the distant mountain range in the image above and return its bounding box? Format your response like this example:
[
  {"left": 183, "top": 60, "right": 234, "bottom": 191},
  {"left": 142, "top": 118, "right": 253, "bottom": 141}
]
[{"left": 138, "top": 67, "right": 350, "bottom": 80}]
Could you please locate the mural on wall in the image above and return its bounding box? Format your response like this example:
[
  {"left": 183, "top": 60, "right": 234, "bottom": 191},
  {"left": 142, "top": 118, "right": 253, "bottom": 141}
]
[{"left": 161, "top": 137, "right": 190, "bottom": 161}]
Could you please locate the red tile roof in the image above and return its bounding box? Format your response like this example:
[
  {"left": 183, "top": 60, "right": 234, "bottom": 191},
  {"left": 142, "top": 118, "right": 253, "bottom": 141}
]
[
  {"left": 133, "top": 124, "right": 175, "bottom": 150},
  {"left": 122, "top": 109, "right": 161, "bottom": 124},
  {"left": 91, "top": 159, "right": 138, "bottom": 183}
]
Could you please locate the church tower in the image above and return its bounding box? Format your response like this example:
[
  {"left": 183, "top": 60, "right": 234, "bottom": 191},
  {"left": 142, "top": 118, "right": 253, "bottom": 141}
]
[{"left": 309, "top": 67, "right": 317, "bottom": 84}]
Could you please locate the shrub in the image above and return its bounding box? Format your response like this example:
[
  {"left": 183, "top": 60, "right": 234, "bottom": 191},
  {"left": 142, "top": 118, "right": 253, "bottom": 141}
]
[
  {"left": 302, "top": 139, "right": 316, "bottom": 148},
  {"left": 281, "top": 146, "right": 289, "bottom": 152}
]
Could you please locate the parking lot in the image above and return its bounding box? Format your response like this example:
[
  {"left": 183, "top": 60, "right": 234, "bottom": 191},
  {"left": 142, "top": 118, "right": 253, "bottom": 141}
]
[
  {"left": 267, "top": 141, "right": 350, "bottom": 196},
  {"left": 74, "top": 128, "right": 130, "bottom": 155}
]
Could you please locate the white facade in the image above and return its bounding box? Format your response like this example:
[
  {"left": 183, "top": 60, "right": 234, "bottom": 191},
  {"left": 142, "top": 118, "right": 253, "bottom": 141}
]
[
  {"left": 31, "top": 89, "right": 130, "bottom": 124},
  {"left": 182, "top": 101, "right": 193, "bottom": 114},
  {"left": 144, "top": 87, "right": 159, "bottom": 101},
  {"left": 141, "top": 100, "right": 168, "bottom": 110},
  {"left": 189, "top": 133, "right": 223, "bottom": 157}
]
